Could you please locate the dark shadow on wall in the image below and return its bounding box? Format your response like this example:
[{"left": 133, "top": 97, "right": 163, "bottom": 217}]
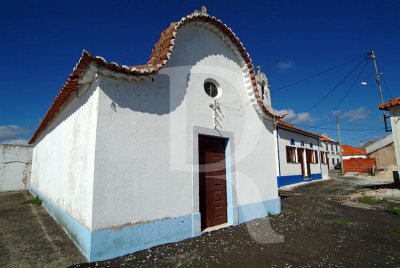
[{"left": 99, "top": 74, "right": 172, "bottom": 115}]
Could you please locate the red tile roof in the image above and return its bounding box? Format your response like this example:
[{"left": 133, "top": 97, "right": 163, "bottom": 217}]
[
  {"left": 378, "top": 96, "right": 400, "bottom": 110},
  {"left": 29, "top": 11, "right": 282, "bottom": 144},
  {"left": 317, "top": 134, "right": 338, "bottom": 143},
  {"left": 277, "top": 120, "right": 321, "bottom": 138},
  {"left": 342, "top": 144, "right": 366, "bottom": 156}
]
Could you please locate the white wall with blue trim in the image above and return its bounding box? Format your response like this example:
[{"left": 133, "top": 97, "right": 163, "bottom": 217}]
[
  {"left": 275, "top": 126, "right": 328, "bottom": 187},
  {"left": 30, "top": 21, "right": 281, "bottom": 262}
]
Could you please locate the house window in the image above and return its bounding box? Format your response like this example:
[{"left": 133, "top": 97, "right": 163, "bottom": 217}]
[
  {"left": 336, "top": 145, "right": 338, "bottom": 152},
  {"left": 301, "top": 141, "right": 304, "bottom": 147},
  {"left": 314, "top": 150, "right": 319, "bottom": 163},
  {"left": 310, "top": 143, "right": 313, "bottom": 148},
  {"left": 321, "top": 152, "right": 327, "bottom": 164},
  {"left": 325, "top": 143, "right": 328, "bottom": 150},
  {"left": 332, "top": 159, "right": 335, "bottom": 165},
  {"left": 290, "top": 139, "right": 295, "bottom": 145},
  {"left": 337, "top": 159, "right": 340, "bottom": 164},
  {"left": 331, "top": 144, "right": 334, "bottom": 151},
  {"left": 204, "top": 81, "right": 218, "bottom": 98},
  {"left": 286, "top": 146, "right": 297, "bottom": 163}
]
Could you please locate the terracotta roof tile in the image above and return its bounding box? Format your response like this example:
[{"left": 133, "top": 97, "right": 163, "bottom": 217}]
[
  {"left": 317, "top": 134, "right": 337, "bottom": 143},
  {"left": 342, "top": 144, "right": 366, "bottom": 156},
  {"left": 29, "top": 11, "right": 282, "bottom": 144},
  {"left": 277, "top": 120, "right": 321, "bottom": 138},
  {"left": 378, "top": 96, "right": 400, "bottom": 110}
]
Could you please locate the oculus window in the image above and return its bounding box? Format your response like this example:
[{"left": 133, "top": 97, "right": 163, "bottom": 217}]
[{"left": 204, "top": 81, "right": 218, "bottom": 98}]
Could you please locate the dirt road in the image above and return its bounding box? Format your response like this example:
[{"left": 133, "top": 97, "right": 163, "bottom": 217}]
[
  {"left": 2, "top": 171, "right": 399, "bottom": 267},
  {"left": 74, "top": 172, "right": 400, "bottom": 267}
]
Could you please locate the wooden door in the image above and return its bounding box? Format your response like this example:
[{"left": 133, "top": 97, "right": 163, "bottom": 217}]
[
  {"left": 306, "top": 149, "right": 312, "bottom": 177},
  {"left": 199, "top": 136, "right": 228, "bottom": 229},
  {"left": 297, "top": 148, "right": 305, "bottom": 177}
]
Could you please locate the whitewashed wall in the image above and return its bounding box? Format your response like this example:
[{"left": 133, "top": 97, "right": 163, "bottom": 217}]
[
  {"left": 0, "top": 144, "right": 32, "bottom": 192},
  {"left": 389, "top": 107, "right": 400, "bottom": 172},
  {"left": 30, "top": 82, "right": 99, "bottom": 230},
  {"left": 277, "top": 127, "right": 322, "bottom": 177},
  {"left": 343, "top": 155, "right": 367, "bottom": 159},
  {"left": 322, "top": 141, "right": 340, "bottom": 168},
  {"left": 365, "top": 133, "right": 393, "bottom": 154},
  {"left": 91, "top": 24, "right": 278, "bottom": 231}
]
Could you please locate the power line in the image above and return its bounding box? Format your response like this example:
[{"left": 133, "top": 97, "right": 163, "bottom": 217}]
[
  {"left": 271, "top": 54, "right": 366, "bottom": 93},
  {"left": 316, "top": 58, "right": 370, "bottom": 127},
  {"left": 342, "top": 129, "right": 387, "bottom": 143},
  {"left": 303, "top": 57, "right": 368, "bottom": 113},
  {"left": 378, "top": 65, "right": 394, "bottom": 100}
]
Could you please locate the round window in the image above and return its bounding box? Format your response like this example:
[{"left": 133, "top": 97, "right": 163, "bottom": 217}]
[{"left": 204, "top": 81, "right": 218, "bottom": 98}]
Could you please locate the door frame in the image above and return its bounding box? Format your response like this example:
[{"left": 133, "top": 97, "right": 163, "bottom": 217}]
[
  {"left": 193, "top": 126, "right": 238, "bottom": 229},
  {"left": 305, "top": 149, "right": 312, "bottom": 177},
  {"left": 297, "top": 148, "right": 305, "bottom": 177},
  {"left": 198, "top": 135, "right": 228, "bottom": 228}
]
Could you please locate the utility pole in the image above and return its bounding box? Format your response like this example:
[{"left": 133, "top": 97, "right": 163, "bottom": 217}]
[
  {"left": 369, "top": 50, "right": 384, "bottom": 105},
  {"left": 337, "top": 116, "right": 344, "bottom": 175},
  {"left": 369, "top": 50, "right": 390, "bottom": 131}
]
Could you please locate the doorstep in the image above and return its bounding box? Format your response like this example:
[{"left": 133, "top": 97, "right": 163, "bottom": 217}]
[{"left": 202, "top": 223, "right": 232, "bottom": 233}]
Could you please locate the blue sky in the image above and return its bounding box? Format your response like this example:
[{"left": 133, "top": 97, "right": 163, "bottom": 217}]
[{"left": 0, "top": 0, "right": 399, "bottom": 146}]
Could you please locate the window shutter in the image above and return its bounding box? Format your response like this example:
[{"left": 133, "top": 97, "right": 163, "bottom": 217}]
[
  {"left": 315, "top": 151, "right": 319, "bottom": 163},
  {"left": 286, "top": 146, "right": 290, "bottom": 162}
]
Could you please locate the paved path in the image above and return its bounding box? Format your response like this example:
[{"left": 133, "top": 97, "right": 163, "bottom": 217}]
[{"left": 0, "top": 191, "right": 85, "bottom": 268}]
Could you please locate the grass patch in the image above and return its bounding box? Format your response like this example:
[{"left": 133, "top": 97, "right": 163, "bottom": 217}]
[
  {"left": 391, "top": 228, "right": 400, "bottom": 235},
  {"left": 358, "top": 196, "right": 373, "bottom": 204},
  {"left": 386, "top": 201, "right": 400, "bottom": 215},
  {"left": 282, "top": 209, "right": 297, "bottom": 214},
  {"left": 332, "top": 219, "right": 350, "bottom": 226},
  {"left": 267, "top": 212, "right": 273, "bottom": 218},
  {"left": 22, "top": 196, "right": 42, "bottom": 206},
  {"left": 379, "top": 199, "right": 400, "bottom": 215}
]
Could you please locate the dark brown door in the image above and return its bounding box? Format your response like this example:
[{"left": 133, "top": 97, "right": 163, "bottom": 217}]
[
  {"left": 199, "top": 136, "right": 227, "bottom": 229},
  {"left": 297, "top": 148, "right": 305, "bottom": 177},
  {"left": 306, "top": 149, "right": 312, "bottom": 177}
]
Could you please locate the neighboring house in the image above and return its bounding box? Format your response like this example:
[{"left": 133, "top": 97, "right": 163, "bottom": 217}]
[
  {"left": 275, "top": 120, "right": 328, "bottom": 187},
  {"left": 0, "top": 144, "right": 32, "bottom": 192},
  {"left": 361, "top": 141, "right": 375, "bottom": 148},
  {"left": 28, "top": 9, "right": 283, "bottom": 262},
  {"left": 342, "top": 145, "right": 367, "bottom": 159},
  {"left": 319, "top": 135, "right": 340, "bottom": 169},
  {"left": 379, "top": 96, "right": 400, "bottom": 173},
  {"left": 364, "top": 134, "right": 396, "bottom": 168}
]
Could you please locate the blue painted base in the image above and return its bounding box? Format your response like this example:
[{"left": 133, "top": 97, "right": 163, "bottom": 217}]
[
  {"left": 30, "top": 186, "right": 281, "bottom": 262},
  {"left": 238, "top": 198, "right": 281, "bottom": 224},
  {"left": 30, "top": 186, "right": 92, "bottom": 258},
  {"left": 277, "top": 173, "right": 322, "bottom": 187}
]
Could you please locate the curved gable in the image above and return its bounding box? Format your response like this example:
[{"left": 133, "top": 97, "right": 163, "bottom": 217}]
[{"left": 29, "top": 11, "right": 281, "bottom": 144}]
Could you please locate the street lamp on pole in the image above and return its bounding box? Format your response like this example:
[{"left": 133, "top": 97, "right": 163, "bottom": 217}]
[{"left": 361, "top": 50, "right": 391, "bottom": 132}]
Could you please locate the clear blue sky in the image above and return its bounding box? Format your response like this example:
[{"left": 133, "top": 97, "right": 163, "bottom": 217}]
[{"left": 1, "top": 0, "right": 399, "bottom": 146}]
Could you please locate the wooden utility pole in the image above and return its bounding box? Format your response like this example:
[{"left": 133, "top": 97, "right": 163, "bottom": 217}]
[
  {"left": 337, "top": 116, "right": 344, "bottom": 175},
  {"left": 369, "top": 50, "right": 390, "bottom": 131},
  {"left": 369, "top": 50, "right": 384, "bottom": 105}
]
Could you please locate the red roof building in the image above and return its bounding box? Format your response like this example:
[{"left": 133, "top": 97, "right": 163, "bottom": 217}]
[{"left": 342, "top": 144, "right": 367, "bottom": 159}]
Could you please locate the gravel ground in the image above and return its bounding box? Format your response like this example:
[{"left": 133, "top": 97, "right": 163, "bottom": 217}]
[
  {"left": 71, "top": 171, "right": 400, "bottom": 267},
  {"left": 0, "top": 191, "right": 85, "bottom": 268}
]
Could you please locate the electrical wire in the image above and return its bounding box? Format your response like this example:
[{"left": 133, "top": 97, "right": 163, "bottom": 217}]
[
  {"left": 303, "top": 57, "right": 368, "bottom": 113},
  {"left": 271, "top": 54, "right": 366, "bottom": 93},
  {"left": 342, "top": 129, "right": 387, "bottom": 143},
  {"left": 378, "top": 65, "right": 394, "bottom": 100},
  {"left": 315, "top": 58, "right": 370, "bottom": 127}
]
